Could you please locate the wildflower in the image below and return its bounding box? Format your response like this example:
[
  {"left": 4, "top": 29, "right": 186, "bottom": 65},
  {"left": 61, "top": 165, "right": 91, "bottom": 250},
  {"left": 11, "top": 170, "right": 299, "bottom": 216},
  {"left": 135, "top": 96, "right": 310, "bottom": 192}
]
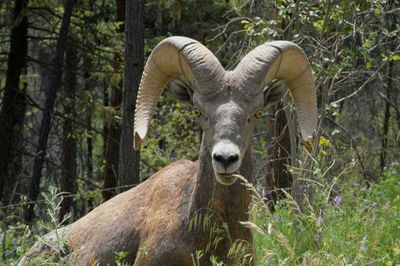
[{"left": 333, "top": 195, "right": 342, "bottom": 205}]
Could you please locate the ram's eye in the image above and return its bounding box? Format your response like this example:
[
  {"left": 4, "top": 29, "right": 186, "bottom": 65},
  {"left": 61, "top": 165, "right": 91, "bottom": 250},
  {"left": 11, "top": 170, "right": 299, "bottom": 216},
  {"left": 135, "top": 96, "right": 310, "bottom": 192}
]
[
  {"left": 254, "top": 110, "right": 263, "bottom": 119},
  {"left": 193, "top": 109, "right": 202, "bottom": 118}
]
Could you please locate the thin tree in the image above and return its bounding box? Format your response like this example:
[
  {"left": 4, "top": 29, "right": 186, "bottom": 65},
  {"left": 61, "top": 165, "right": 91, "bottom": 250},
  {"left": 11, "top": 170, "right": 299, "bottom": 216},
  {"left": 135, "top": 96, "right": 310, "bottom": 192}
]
[
  {"left": 59, "top": 40, "right": 78, "bottom": 223},
  {"left": 118, "top": 0, "right": 143, "bottom": 188},
  {"left": 0, "top": 0, "right": 29, "bottom": 204},
  {"left": 24, "top": 0, "right": 75, "bottom": 223},
  {"left": 380, "top": 1, "right": 397, "bottom": 173},
  {"left": 83, "top": 61, "right": 95, "bottom": 211},
  {"left": 101, "top": 0, "right": 124, "bottom": 201},
  {"left": 265, "top": 101, "right": 292, "bottom": 210}
]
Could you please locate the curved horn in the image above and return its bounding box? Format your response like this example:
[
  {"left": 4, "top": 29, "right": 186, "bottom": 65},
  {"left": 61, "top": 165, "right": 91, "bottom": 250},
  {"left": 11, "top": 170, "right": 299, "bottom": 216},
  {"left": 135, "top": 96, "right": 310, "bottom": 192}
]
[
  {"left": 134, "top": 36, "right": 224, "bottom": 149},
  {"left": 234, "top": 41, "right": 317, "bottom": 141}
]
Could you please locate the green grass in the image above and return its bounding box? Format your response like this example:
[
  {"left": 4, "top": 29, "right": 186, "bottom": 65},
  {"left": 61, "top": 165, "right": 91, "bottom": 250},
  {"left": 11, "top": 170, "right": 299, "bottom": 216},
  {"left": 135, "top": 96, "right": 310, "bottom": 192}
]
[{"left": 250, "top": 167, "right": 400, "bottom": 265}]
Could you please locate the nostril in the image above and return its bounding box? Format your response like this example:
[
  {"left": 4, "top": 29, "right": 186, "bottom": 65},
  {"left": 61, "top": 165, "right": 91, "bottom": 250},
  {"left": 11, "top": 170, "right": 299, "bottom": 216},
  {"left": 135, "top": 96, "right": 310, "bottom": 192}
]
[
  {"left": 227, "top": 154, "right": 239, "bottom": 164},
  {"left": 213, "top": 154, "right": 225, "bottom": 164}
]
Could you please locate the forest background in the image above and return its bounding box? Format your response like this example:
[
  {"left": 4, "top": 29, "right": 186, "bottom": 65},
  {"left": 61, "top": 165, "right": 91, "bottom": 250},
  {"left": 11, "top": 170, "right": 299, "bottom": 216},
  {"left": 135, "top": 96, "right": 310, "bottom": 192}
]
[{"left": 0, "top": 0, "right": 399, "bottom": 265}]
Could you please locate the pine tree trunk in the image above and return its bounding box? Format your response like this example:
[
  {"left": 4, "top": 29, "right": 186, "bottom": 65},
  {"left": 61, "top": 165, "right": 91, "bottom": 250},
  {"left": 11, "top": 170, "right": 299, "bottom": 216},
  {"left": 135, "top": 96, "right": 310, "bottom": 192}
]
[
  {"left": 101, "top": 103, "right": 121, "bottom": 201},
  {"left": 86, "top": 115, "right": 94, "bottom": 211},
  {"left": 101, "top": 0, "right": 125, "bottom": 201},
  {"left": 83, "top": 50, "right": 95, "bottom": 211},
  {"left": 0, "top": 0, "right": 28, "bottom": 204},
  {"left": 380, "top": 96, "right": 391, "bottom": 172},
  {"left": 118, "top": 0, "right": 143, "bottom": 189},
  {"left": 59, "top": 40, "right": 78, "bottom": 223},
  {"left": 380, "top": 3, "right": 396, "bottom": 173},
  {"left": 265, "top": 101, "right": 292, "bottom": 210},
  {"left": 103, "top": 82, "right": 109, "bottom": 159},
  {"left": 24, "top": 0, "right": 75, "bottom": 223}
]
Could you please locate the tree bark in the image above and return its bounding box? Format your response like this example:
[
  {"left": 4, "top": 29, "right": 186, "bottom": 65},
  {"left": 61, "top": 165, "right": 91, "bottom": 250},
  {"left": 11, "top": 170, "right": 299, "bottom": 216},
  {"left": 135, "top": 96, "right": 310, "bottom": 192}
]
[
  {"left": 0, "top": 0, "right": 28, "bottom": 204},
  {"left": 86, "top": 115, "right": 94, "bottom": 211},
  {"left": 103, "top": 81, "right": 109, "bottom": 159},
  {"left": 118, "top": 0, "right": 143, "bottom": 189},
  {"left": 82, "top": 41, "right": 95, "bottom": 211},
  {"left": 380, "top": 59, "right": 393, "bottom": 173},
  {"left": 380, "top": 2, "right": 397, "bottom": 173},
  {"left": 24, "top": 0, "right": 75, "bottom": 223},
  {"left": 101, "top": 0, "right": 125, "bottom": 201},
  {"left": 265, "top": 101, "right": 292, "bottom": 211},
  {"left": 101, "top": 99, "right": 121, "bottom": 201},
  {"left": 59, "top": 40, "right": 78, "bottom": 223}
]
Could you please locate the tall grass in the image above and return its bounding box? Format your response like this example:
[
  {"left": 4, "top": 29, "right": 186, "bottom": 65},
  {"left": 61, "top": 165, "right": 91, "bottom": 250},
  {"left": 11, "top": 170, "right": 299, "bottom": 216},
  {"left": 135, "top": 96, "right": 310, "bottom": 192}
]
[{"left": 249, "top": 162, "right": 400, "bottom": 265}]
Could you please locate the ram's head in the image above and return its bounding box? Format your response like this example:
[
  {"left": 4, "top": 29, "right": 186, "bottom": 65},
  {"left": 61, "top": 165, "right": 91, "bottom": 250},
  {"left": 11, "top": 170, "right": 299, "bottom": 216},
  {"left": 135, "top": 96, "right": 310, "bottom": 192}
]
[{"left": 134, "top": 37, "right": 317, "bottom": 185}]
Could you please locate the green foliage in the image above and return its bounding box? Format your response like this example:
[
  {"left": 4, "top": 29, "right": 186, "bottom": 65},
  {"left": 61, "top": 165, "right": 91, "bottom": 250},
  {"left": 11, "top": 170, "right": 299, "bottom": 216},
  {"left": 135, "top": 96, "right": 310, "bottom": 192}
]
[
  {"left": 191, "top": 250, "right": 204, "bottom": 266},
  {"left": 228, "top": 240, "right": 253, "bottom": 265},
  {"left": 0, "top": 188, "right": 71, "bottom": 265},
  {"left": 0, "top": 222, "right": 31, "bottom": 264},
  {"left": 189, "top": 211, "right": 228, "bottom": 256},
  {"left": 251, "top": 163, "right": 400, "bottom": 265},
  {"left": 189, "top": 209, "right": 254, "bottom": 265},
  {"left": 114, "top": 251, "right": 129, "bottom": 266},
  {"left": 210, "top": 255, "right": 225, "bottom": 266},
  {"left": 140, "top": 92, "right": 201, "bottom": 179}
]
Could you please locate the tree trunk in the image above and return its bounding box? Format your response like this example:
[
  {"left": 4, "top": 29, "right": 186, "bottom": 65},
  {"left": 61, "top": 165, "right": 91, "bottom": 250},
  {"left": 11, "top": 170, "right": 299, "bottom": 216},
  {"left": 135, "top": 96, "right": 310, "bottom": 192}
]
[
  {"left": 118, "top": 0, "right": 143, "bottom": 189},
  {"left": 101, "top": 0, "right": 125, "bottom": 201},
  {"left": 380, "top": 3, "right": 396, "bottom": 173},
  {"left": 103, "top": 81, "right": 109, "bottom": 159},
  {"left": 380, "top": 60, "right": 393, "bottom": 173},
  {"left": 59, "top": 40, "right": 78, "bottom": 223},
  {"left": 24, "top": 0, "right": 75, "bottom": 223},
  {"left": 380, "top": 99, "right": 390, "bottom": 172},
  {"left": 86, "top": 115, "right": 94, "bottom": 211},
  {"left": 119, "top": 0, "right": 144, "bottom": 189},
  {"left": 101, "top": 101, "right": 121, "bottom": 201},
  {"left": 265, "top": 101, "right": 292, "bottom": 211},
  {"left": 0, "top": 0, "right": 28, "bottom": 204}
]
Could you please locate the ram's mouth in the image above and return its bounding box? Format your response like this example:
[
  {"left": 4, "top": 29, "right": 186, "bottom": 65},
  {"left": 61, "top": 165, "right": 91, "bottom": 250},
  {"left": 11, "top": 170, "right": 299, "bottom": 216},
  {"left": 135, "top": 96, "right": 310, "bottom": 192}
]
[{"left": 215, "top": 172, "right": 238, "bottom": 186}]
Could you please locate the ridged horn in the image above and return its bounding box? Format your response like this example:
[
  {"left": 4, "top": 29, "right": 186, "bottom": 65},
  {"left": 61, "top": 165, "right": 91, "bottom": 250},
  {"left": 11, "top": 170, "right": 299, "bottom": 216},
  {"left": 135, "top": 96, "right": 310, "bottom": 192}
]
[
  {"left": 133, "top": 36, "right": 224, "bottom": 149},
  {"left": 234, "top": 41, "right": 317, "bottom": 141}
]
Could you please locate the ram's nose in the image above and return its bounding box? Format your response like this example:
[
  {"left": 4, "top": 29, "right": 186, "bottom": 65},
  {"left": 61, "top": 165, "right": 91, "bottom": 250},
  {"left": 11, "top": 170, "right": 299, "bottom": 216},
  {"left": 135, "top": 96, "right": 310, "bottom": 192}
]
[
  {"left": 212, "top": 153, "right": 239, "bottom": 170},
  {"left": 211, "top": 141, "right": 241, "bottom": 175}
]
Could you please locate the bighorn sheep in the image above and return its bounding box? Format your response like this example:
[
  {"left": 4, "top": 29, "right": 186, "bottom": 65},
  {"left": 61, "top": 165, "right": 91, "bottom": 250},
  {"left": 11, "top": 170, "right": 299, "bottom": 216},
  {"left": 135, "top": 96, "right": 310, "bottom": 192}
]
[{"left": 21, "top": 36, "right": 317, "bottom": 265}]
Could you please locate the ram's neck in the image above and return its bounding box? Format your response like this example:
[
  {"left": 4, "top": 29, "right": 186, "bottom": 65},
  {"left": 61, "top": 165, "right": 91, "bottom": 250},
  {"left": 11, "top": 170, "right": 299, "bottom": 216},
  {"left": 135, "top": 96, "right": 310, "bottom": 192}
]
[{"left": 191, "top": 136, "right": 253, "bottom": 241}]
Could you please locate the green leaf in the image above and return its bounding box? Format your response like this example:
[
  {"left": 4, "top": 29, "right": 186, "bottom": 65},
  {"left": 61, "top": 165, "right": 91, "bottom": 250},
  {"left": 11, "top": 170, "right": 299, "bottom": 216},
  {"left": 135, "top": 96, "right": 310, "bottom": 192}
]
[{"left": 389, "top": 54, "right": 400, "bottom": 61}]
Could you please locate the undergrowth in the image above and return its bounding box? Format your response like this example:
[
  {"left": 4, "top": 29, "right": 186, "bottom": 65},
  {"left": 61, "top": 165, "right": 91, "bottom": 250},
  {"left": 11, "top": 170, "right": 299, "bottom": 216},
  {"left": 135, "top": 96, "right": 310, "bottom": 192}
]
[
  {"left": 250, "top": 164, "right": 400, "bottom": 265},
  {"left": 0, "top": 188, "right": 71, "bottom": 265}
]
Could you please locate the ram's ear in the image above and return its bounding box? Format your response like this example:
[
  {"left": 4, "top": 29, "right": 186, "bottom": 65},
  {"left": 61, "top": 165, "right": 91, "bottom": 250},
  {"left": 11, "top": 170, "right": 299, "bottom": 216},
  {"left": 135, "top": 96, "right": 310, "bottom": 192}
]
[
  {"left": 263, "top": 80, "right": 288, "bottom": 108},
  {"left": 168, "top": 78, "right": 194, "bottom": 105}
]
